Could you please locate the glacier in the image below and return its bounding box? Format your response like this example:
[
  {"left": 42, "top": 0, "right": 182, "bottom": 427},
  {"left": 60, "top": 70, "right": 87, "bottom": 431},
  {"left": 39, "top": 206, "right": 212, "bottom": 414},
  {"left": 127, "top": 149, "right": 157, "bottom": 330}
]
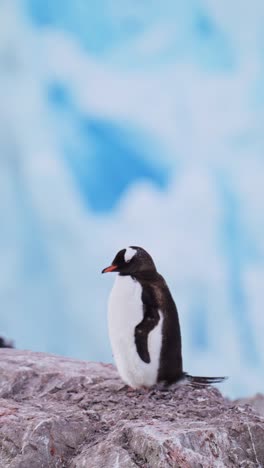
[{"left": 0, "top": 0, "right": 264, "bottom": 397}]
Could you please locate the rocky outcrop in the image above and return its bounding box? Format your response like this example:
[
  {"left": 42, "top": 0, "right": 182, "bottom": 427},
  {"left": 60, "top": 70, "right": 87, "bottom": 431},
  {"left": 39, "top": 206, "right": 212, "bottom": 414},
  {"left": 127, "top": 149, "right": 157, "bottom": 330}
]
[
  {"left": 237, "top": 394, "right": 264, "bottom": 418},
  {"left": 0, "top": 336, "right": 14, "bottom": 348},
  {"left": 0, "top": 349, "right": 263, "bottom": 468}
]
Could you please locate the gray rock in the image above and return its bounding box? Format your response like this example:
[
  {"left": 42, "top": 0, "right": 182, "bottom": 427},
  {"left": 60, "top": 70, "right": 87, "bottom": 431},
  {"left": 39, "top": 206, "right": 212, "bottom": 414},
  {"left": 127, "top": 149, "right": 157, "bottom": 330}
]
[
  {"left": 0, "top": 336, "right": 14, "bottom": 348},
  {"left": 0, "top": 349, "right": 263, "bottom": 468},
  {"left": 236, "top": 394, "right": 264, "bottom": 417}
]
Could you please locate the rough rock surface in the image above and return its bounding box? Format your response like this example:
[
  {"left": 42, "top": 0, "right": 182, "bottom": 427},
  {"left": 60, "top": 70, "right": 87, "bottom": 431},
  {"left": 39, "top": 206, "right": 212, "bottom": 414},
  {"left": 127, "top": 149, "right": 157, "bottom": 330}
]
[
  {"left": 0, "top": 350, "right": 263, "bottom": 468},
  {"left": 0, "top": 336, "right": 14, "bottom": 348},
  {"left": 237, "top": 394, "right": 264, "bottom": 418}
]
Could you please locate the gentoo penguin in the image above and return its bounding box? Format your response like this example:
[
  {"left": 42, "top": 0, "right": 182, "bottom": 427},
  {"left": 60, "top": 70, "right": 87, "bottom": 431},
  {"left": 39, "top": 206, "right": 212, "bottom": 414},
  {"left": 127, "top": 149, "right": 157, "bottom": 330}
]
[{"left": 102, "top": 246, "right": 226, "bottom": 389}]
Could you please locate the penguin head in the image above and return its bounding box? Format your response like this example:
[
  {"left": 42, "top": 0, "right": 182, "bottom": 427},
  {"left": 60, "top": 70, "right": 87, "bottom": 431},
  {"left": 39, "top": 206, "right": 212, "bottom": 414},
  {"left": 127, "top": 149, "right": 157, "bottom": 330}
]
[{"left": 102, "top": 246, "right": 156, "bottom": 276}]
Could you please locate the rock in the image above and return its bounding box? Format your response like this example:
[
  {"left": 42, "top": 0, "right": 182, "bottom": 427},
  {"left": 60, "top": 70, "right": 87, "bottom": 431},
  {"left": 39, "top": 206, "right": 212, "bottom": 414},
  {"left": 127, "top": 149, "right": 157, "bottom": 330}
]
[
  {"left": 236, "top": 394, "right": 264, "bottom": 417},
  {"left": 0, "top": 336, "right": 14, "bottom": 348},
  {"left": 0, "top": 349, "right": 263, "bottom": 468}
]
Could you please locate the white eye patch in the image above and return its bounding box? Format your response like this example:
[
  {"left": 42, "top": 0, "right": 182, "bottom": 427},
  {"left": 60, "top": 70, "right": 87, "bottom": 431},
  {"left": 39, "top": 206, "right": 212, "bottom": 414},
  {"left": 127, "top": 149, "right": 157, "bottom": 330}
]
[{"left": 124, "top": 247, "right": 136, "bottom": 263}]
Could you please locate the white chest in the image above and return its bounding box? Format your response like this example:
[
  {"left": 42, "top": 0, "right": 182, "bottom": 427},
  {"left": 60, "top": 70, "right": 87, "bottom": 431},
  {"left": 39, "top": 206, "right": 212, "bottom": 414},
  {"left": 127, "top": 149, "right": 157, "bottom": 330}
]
[{"left": 107, "top": 275, "right": 163, "bottom": 388}]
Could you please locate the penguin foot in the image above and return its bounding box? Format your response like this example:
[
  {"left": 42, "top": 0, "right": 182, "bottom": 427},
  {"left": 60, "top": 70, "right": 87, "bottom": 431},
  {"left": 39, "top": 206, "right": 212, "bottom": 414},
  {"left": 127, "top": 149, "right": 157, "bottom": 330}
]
[
  {"left": 152, "top": 382, "right": 170, "bottom": 393},
  {"left": 119, "top": 385, "right": 150, "bottom": 394}
]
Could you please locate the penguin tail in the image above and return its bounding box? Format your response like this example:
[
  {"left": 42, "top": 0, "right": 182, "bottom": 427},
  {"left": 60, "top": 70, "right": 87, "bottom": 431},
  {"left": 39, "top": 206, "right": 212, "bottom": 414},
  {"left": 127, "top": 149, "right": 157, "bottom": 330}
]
[{"left": 185, "top": 374, "right": 228, "bottom": 387}]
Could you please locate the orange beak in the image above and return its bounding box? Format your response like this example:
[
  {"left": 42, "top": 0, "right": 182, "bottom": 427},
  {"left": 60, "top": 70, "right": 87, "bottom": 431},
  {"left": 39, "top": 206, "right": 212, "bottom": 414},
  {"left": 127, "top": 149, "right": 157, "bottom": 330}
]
[{"left": 101, "top": 265, "right": 118, "bottom": 274}]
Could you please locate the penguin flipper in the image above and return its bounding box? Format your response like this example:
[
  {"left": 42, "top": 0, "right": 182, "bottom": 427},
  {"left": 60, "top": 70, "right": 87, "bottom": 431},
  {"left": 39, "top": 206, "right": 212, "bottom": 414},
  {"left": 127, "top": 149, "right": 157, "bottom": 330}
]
[
  {"left": 185, "top": 374, "right": 228, "bottom": 387},
  {"left": 135, "top": 287, "right": 160, "bottom": 364}
]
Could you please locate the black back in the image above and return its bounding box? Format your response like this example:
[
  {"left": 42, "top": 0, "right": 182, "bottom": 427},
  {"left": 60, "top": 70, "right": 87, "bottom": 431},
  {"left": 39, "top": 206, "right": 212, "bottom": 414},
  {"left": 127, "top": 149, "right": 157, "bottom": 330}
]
[{"left": 133, "top": 270, "right": 183, "bottom": 383}]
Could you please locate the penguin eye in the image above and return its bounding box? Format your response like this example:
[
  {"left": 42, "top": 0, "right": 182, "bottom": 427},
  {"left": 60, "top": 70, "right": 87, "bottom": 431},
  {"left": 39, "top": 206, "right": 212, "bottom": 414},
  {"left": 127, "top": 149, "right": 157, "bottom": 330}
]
[{"left": 124, "top": 247, "right": 136, "bottom": 263}]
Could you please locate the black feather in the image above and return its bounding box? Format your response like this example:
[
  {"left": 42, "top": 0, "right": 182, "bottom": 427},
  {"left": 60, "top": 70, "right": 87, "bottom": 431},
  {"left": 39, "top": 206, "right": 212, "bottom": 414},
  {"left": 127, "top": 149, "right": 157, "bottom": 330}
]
[
  {"left": 186, "top": 374, "right": 228, "bottom": 387},
  {"left": 134, "top": 286, "right": 160, "bottom": 364}
]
